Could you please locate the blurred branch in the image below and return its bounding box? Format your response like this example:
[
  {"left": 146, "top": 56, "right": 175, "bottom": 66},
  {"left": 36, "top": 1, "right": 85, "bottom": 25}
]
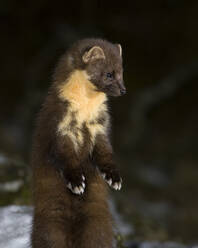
[{"left": 129, "top": 61, "right": 198, "bottom": 146}]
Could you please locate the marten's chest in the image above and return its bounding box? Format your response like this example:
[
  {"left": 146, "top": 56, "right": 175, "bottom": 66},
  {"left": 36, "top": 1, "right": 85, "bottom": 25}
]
[
  {"left": 58, "top": 100, "right": 108, "bottom": 152},
  {"left": 57, "top": 70, "right": 108, "bottom": 152}
]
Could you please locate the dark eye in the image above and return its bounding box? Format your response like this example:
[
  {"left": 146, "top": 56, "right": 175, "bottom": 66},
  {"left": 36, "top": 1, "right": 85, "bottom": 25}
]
[{"left": 106, "top": 72, "right": 113, "bottom": 78}]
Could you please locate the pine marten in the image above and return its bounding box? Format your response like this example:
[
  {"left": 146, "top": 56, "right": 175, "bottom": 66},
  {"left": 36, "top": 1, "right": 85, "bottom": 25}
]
[{"left": 31, "top": 38, "right": 126, "bottom": 248}]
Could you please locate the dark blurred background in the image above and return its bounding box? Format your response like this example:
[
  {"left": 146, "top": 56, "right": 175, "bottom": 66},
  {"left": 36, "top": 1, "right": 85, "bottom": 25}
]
[{"left": 1, "top": 0, "right": 198, "bottom": 245}]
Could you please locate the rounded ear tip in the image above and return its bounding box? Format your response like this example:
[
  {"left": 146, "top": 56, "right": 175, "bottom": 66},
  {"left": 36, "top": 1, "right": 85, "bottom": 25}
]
[{"left": 116, "top": 44, "right": 122, "bottom": 56}]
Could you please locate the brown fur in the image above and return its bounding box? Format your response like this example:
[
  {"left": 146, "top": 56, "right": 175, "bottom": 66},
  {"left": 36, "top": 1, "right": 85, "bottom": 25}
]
[{"left": 31, "top": 38, "right": 125, "bottom": 248}]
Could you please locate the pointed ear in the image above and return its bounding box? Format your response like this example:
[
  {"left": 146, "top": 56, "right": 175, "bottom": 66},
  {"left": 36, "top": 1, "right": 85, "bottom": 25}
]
[
  {"left": 116, "top": 44, "right": 122, "bottom": 56},
  {"left": 82, "top": 46, "right": 105, "bottom": 63}
]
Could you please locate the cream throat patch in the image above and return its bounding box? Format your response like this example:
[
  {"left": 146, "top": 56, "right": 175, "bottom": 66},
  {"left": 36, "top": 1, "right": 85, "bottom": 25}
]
[{"left": 57, "top": 70, "right": 108, "bottom": 152}]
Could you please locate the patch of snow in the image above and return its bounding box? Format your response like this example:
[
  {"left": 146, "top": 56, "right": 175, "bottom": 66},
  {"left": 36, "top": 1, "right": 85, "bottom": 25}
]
[
  {"left": 0, "top": 205, "right": 32, "bottom": 248},
  {"left": 126, "top": 241, "right": 198, "bottom": 248},
  {"left": 139, "top": 241, "right": 189, "bottom": 248},
  {"left": 139, "top": 241, "right": 186, "bottom": 248}
]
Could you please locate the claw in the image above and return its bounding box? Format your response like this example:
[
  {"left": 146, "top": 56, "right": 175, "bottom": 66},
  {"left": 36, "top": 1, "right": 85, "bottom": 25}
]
[
  {"left": 78, "top": 186, "right": 84, "bottom": 194},
  {"left": 73, "top": 187, "right": 81, "bottom": 195},
  {"left": 67, "top": 180, "right": 86, "bottom": 194},
  {"left": 114, "top": 181, "right": 122, "bottom": 190},
  {"left": 107, "top": 178, "right": 112, "bottom": 186},
  {"left": 112, "top": 182, "right": 119, "bottom": 190},
  {"left": 67, "top": 182, "right": 72, "bottom": 190}
]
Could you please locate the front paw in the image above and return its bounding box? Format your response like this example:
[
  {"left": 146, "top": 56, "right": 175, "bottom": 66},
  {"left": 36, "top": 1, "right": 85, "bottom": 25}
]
[
  {"left": 100, "top": 169, "right": 122, "bottom": 190},
  {"left": 61, "top": 169, "right": 86, "bottom": 195}
]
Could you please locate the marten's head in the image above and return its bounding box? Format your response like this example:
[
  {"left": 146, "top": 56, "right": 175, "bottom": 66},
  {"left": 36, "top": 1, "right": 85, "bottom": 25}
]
[
  {"left": 55, "top": 38, "right": 126, "bottom": 97},
  {"left": 81, "top": 39, "right": 125, "bottom": 97}
]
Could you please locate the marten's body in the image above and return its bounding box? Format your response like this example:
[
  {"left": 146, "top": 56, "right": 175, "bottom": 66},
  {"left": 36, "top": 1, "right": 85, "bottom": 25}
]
[{"left": 31, "top": 38, "right": 125, "bottom": 248}]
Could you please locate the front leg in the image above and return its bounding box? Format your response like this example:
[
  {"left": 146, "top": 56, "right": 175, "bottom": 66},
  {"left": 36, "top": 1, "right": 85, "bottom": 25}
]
[
  {"left": 48, "top": 135, "right": 86, "bottom": 195},
  {"left": 93, "top": 134, "right": 122, "bottom": 190}
]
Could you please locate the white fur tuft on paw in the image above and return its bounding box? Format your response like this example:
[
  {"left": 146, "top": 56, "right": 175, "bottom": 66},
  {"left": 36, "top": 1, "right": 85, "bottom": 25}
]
[
  {"left": 72, "top": 186, "right": 84, "bottom": 195},
  {"left": 101, "top": 173, "right": 122, "bottom": 190},
  {"left": 66, "top": 181, "right": 86, "bottom": 195},
  {"left": 112, "top": 182, "right": 122, "bottom": 190},
  {"left": 107, "top": 178, "right": 112, "bottom": 186},
  {"left": 76, "top": 186, "right": 84, "bottom": 194}
]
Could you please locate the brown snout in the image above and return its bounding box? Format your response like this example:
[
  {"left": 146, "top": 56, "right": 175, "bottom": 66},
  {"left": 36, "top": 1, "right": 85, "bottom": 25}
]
[{"left": 118, "top": 81, "right": 126, "bottom": 96}]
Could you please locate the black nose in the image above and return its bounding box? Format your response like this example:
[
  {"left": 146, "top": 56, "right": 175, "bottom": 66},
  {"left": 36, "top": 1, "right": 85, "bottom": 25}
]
[{"left": 120, "top": 88, "right": 126, "bottom": 95}]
